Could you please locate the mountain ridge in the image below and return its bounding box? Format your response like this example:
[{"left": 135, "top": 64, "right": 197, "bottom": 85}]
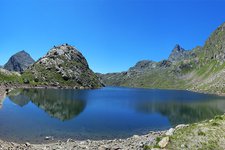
[{"left": 99, "top": 22, "right": 225, "bottom": 94}]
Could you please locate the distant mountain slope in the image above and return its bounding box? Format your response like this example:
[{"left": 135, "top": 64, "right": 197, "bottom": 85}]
[
  {"left": 100, "top": 22, "right": 225, "bottom": 94},
  {"left": 4, "top": 50, "right": 35, "bottom": 72},
  {"left": 22, "top": 44, "right": 103, "bottom": 89}
]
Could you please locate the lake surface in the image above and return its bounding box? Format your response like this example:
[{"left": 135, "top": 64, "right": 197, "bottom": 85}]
[{"left": 0, "top": 87, "right": 225, "bottom": 143}]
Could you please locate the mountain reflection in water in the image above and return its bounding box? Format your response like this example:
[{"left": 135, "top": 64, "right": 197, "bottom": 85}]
[
  {"left": 1, "top": 87, "right": 225, "bottom": 143},
  {"left": 135, "top": 100, "right": 225, "bottom": 126},
  {"left": 8, "top": 88, "right": 86, "bottom": 121}
]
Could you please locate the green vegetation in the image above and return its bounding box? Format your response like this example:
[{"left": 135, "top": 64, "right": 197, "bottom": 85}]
[
  {"left": 166, "top": 115, "right": 225, "bottom": 150},
  {"left": 100, "top": 23, "right": 225, "bottom": 95},
  {"left": 0, "top": 71, "right": 23, "bottom": 84}
]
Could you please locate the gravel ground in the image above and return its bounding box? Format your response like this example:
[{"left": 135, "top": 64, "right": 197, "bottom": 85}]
[{"left": 0, "top": 131, "right": 164, "bottom": 150}]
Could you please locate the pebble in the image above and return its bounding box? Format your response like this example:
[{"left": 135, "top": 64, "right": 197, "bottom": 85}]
[{"left": 45, "top": 136, "right": 53, "bottom": 140}]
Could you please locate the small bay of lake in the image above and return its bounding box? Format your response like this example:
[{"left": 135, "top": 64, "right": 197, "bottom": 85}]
[{"left": 0, "top": 87, "right": 225, "bottom": 143}]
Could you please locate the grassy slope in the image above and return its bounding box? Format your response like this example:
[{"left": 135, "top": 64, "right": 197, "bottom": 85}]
[
  {"left": 0, "top": 71, "right": 22, "bottom": 84},
  {"left": 143, "top": 114, "right": 225, "bottom": 150},
  {"left": 168, "top": 115, "right": 225, "bottom": 150},
  {"left": 21, "top": 58, "right": 102, "bottom": 88},
  {"left": 121, "top": 69, "right": 187, "bottom": 89},
  {"left": 101, "top": 23, "right": 225, "bottom": 94}
]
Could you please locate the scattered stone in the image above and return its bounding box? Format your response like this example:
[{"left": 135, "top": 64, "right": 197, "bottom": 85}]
[
  {"left": 66, "top": 138, "right": 74, "bottom": 143},
  {"left": 25, "top": 142, "right": 31, "bottom": 147},
  {"left": 181, "top": 144, "right": 185, "bottom": 148},
  {"left": 158, "top": 136, "right": 169, "bottom": 148},
  {"left": 45, "top": 136, "right": 53, "bottom": 140},
  {"left": 165, "top": 128, "right": 174, "bottom": 136},
  {"left": 133, "top": 135, "right": 139, "bottom": 139},
  {"left": 175, "top": 124, "right": 189, "bottom": 129}
]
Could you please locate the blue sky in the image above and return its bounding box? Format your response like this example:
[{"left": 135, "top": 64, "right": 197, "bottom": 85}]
[{"left": 0, "top": 0, "right": 225, "bottom": 73}]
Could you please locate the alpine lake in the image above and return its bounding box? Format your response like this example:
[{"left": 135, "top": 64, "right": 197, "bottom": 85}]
[{"left": 0, "top": 87, "right": 225, "bottom": 143}]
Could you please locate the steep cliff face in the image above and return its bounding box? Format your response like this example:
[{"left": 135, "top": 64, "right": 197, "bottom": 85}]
[
  {"left": 201, "top": 22, "right": 225, "bottom": 62},
  {"left": 22, "top": 44, "right": 103, "bottom": 89},
  {"left": 4, "top": 50, "right": 35, "bottom": 72}
]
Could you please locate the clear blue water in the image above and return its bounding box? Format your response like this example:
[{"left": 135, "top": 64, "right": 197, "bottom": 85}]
[{"left": 0, "top": 87, "right": 225, "bottom": 143}]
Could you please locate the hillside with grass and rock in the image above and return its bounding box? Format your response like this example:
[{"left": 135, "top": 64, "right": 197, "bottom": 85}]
[
  {"left": 21, "top": 44, "right": 103, "bottom": 89},
  {"left": 0, "top": 44, "right": 103, "bottom": 90},
  {"left": 99, "top": 22, "right": 225, "bottom": 95}
]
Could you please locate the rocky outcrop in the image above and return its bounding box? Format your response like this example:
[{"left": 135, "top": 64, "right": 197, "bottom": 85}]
[
  {"left": 4, "top": 50, "right": 35, "bottom": 72},
  {"left": 128, "top": 60, "right": 157, "bottom": 72},
  {"left": 22, "top": 44, "right": 103, "bottom": 89},
  {"left": 168, "top": 44, "right": 196, "bottom": 63}
]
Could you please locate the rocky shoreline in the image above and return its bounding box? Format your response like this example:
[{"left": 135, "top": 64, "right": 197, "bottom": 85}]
[{"left": 0, "top": 131, "right": 165, "bottom": 150}]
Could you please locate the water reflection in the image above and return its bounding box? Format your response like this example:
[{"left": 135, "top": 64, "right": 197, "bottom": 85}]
[
  {"left": 135, "top": 99, "right": 225, "bottom": 126},
  {"left": 8, "top": 89, "right": 86, "bottom": 121},
  {"left": 3, "top": 87, "right": 225, "bottom": 143}
]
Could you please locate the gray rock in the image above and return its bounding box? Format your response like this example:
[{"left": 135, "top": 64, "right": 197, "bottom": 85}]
[
  {"left": 168, "top": 44, "right": 196, "bottom": 63},
  {"left": 175, "top": 124, "right": 189, "bottom": 129},
  {"left": 165, "top": 128, "right": 175, "bottom": 136},
  {"left": 4, "top": 50, "right": 35, "bottom": 72},
  {"left": 158, "top": 136, "right": 169, "bottom": 148}
]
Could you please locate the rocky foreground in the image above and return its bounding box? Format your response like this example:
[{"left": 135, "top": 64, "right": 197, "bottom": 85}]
[{"left": 0, "top": 131, "right": 163, "bottom": 150}]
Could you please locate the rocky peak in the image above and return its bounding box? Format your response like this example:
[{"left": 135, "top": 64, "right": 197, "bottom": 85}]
[
  {"left": 173, "top": 44, "right": 184, "bottom": 52},
  {"left": 4, "top": 50, "right": 35, "bottom": 72},
  {"left": 23, "top": 44, "right": 103, "bottom": 89},
  {"left": 168, "top": 44, "right": 193, "bottom": 63},
  {"left": 40, "top": 44, "right": 89, "bottom": 68}
]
